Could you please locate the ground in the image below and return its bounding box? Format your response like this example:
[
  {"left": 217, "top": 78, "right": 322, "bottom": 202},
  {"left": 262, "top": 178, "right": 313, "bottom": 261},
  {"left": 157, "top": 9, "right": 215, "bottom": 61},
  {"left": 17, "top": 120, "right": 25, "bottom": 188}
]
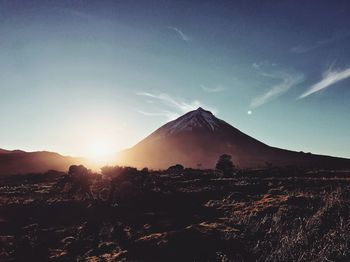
[{"left": 1, "top": 169, "right": 350, "bottom": 261}]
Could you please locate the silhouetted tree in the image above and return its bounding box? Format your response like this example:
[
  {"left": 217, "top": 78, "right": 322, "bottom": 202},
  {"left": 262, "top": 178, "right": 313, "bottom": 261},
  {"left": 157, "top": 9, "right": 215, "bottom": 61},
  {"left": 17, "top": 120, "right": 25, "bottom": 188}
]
[
  {"left": 215, "top": 154, "right": 235, "bottom": 176},
  {"left": 69, "top": 165, "right": 94, "bottom": 199},
  {"left": 141, "top": 167, "right": 149, "bottom": 175},
  {"left": 53, "top": 164, "right": 93, "bottom": 199},
  {"left": 167, "top": 164, "right": 184, "bottom": 174}
]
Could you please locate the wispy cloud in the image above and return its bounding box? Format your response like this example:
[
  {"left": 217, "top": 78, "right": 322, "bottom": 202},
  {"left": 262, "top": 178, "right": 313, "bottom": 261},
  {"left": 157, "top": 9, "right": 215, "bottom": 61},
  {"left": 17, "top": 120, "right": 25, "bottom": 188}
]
[
  {"left": 251, "top": 73, "right": 304, "bottom": 108},
  {"left": 250, "top": 63, "right": 304, "bottom": 108},
  {"left": 167, "top": 26, "right": 190, "bottom": 42},
  {"left": 299, "top": 67, "right": 350, "bottom": 98},
  {"left": 291, "top": 31, "right": 350, "bottom": 53},
  {"left": 137, "top": 92, "right": 216, "bottom": 120},
  {"left": 137, "top": 92, "right": 201, "bottom": 112},
  {"left": 252, "top": 61, "right": 277, "bottom": 70},
  {"left": 200, "top": 84, "right": 226, "bottom": 93},
  {"left": 136, "top": 110, "right": 179, "bottom": 121}
]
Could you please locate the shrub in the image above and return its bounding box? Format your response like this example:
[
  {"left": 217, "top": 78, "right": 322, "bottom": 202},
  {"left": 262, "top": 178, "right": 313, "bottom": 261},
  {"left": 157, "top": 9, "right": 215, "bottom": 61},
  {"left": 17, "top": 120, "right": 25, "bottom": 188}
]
[{"left": 167, "top": 164, "right": 184, "bottom": 174}]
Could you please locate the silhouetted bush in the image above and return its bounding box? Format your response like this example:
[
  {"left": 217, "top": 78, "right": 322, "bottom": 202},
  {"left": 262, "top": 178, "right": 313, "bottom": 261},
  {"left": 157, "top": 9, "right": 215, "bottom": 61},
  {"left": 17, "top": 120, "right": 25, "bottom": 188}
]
[
  {"left": 55, "top": 164, "right": 94, "bottom": 199},
  {"left": 215, "top": 154, "right": 235, "bottom": 176},
  {"left": 101, "top": 166, "right": 138, "bottom": 179},
  {"left": 167, "top": 164, "right": 184, "bottom": 174},
  {"left": 100, "top": 165, "right": 154, "bottom": 204}
]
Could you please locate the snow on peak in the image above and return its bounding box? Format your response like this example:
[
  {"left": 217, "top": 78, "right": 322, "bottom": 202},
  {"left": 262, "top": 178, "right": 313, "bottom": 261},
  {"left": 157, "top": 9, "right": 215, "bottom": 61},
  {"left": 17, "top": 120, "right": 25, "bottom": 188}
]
[{"left": 162, "top": 107, "right": 221, "bottom": 135}]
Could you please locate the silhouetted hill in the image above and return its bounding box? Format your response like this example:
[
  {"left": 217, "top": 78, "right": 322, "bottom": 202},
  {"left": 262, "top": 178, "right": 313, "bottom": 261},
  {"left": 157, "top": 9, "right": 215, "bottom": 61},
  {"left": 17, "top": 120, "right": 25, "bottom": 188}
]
[
  {"left": 0, "top": 149, "right": 25, "bottom": 154},
  {"left": 0, "top": 149, "right": 83, "bottom": 175},
  {"left": 118, "top": 108, "right": 350, "bottom": 169}
]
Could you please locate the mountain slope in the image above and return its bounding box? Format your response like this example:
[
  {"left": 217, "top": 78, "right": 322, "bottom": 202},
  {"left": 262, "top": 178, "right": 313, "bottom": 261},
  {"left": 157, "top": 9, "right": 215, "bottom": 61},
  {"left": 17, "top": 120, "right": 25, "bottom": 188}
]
[
  {"left": 0, "top": 149, "right": 83, "bottom": 175},
  {"left": 118, "top": 108, "right": 350, "bottom": 169},
  {"left": 0, "top": 149, "right": 25, "bottom": 154}
]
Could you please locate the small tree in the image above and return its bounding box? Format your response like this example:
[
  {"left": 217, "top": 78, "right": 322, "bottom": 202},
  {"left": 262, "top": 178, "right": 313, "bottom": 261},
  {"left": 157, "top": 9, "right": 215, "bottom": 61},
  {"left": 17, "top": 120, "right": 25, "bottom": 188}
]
[
  {"left": 167, "top": 164, "right": 184, "bottom": 174},
  {"left": 215, "top": 154, "right": 235, "bottom": 176}
]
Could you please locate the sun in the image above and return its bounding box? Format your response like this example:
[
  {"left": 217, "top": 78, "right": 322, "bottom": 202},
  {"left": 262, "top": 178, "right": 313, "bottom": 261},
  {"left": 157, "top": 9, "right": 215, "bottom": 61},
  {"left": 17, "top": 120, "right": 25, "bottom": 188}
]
[{"left": 87, "top": 140, "right": 116, "bottom": 164}]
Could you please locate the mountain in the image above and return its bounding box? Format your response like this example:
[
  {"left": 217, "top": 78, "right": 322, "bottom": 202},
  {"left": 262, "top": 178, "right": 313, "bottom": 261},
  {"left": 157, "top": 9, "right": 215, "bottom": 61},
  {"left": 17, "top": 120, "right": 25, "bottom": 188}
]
[
  {"left": 0, "top": 149, "right": 25, "bottom": 154},
  {"left": 0, "top": 149, "right": 83, "bottom": 175},
  {"left": 118, "top": 107, "right": 350, "bottom": 169}
]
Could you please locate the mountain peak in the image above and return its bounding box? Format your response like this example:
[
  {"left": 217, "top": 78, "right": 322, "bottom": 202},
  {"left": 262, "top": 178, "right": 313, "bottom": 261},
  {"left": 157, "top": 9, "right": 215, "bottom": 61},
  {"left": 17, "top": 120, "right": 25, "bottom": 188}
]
[
  {"left": 189, "top": 107, "right": 215, "bottom": 121},
  {"left": 194, "top": 107, "right": 211, "bottom": 114},
  {"left": 158, "top": 107, "right": 221, "bottom": 135}
]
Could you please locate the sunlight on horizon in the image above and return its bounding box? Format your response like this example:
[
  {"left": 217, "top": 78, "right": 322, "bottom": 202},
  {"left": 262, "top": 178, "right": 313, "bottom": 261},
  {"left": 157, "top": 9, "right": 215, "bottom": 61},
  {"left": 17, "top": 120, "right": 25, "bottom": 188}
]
[
  {"left": 87, "top": 139, "right": 114, "bottom": 157},
  {"left": 68, "top": 114, "right": 133, "bottom": 162}
]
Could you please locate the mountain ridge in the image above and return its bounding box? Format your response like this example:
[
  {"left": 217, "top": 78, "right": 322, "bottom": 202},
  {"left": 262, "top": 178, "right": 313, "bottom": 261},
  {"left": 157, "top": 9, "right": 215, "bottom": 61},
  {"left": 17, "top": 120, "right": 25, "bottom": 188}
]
[
  {"left": 118, "top": 107, "right": 350, "bottom": 169},
  {"left": 0, "top": 149, "right": 84, "bottom": 175},
  {"left": 1, "top": 107, "right": 350, "bottom": 174}
]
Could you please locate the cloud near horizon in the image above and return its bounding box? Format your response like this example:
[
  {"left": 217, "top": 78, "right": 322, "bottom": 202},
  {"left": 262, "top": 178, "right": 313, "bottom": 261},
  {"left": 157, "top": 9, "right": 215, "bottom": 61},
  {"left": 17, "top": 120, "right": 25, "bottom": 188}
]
[
  {"left": 299, "top": 67, "right": 350, "bottom": 98},
  {"left": 137, "top": 92, "right": 216, "bottom": 120}
]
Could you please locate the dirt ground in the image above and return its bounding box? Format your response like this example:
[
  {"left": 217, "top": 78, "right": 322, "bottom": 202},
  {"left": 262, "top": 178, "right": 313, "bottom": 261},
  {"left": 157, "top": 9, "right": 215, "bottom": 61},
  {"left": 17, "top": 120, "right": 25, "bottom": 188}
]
[{"left": 1, "top": 169, "right": 350, "bottom": 261}]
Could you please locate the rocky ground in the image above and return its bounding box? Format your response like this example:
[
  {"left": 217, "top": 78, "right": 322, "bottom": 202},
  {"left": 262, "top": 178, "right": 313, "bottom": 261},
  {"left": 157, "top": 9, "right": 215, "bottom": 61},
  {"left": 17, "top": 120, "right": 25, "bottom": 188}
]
[{"left": 1, "top": 169, "right": 350, "bottom": 261}]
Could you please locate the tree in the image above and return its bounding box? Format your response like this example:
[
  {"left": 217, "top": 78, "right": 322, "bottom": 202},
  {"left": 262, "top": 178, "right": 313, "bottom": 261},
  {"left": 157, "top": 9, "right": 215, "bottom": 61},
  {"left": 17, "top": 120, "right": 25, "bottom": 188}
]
[
  {"left": 215, "top": 154, "right": 235, "bottom": 176},
  {"left": 53, "top": 165, "right": 94, "bottom": 200},
  {"left": 167, "top": 164, "right": 184, "bottom": 174}
]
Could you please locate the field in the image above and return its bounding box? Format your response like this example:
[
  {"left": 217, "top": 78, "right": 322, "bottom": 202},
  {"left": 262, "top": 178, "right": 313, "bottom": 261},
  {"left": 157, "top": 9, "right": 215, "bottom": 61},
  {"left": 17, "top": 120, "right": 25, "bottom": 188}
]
[{"left": 1, "top": 168, "right": 350, "bottom": 261}]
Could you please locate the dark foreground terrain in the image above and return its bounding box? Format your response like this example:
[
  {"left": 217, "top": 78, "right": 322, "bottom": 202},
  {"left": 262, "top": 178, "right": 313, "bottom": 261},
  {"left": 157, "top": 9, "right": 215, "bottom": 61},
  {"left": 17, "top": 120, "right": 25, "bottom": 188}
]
[{"left": 1, "top": 168, "right": 350, "bottom": 261}]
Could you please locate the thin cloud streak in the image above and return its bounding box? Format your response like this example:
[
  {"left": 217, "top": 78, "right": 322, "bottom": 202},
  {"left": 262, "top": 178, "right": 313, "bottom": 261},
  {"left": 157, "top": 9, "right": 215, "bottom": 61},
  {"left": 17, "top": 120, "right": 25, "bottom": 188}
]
[
  {"left": 136, "top": 110, "right": 179, "bottom": 121},
  {"left": 250, "top": 62, "right": 304, "bottom": 108},
  {"left": 291, "top": 31, "right": 350, "bottom": 53},
  {"left": 167, "top": 26, "right": 190, "bottom": 42},
  {"left": 252, "top": 61, "right": 277, "bottom": 70},
  {"left": 251, "top": 73, "right": 304, "bottom": 108},
  {"left": 299, "top": 67, "right": 350, "bottom": 98},
  {"left": 201, "top": 85, "right": 226, "bottom": 93},
  {"left": 137, "top": 92, "right": 215, "bottom": 113},
  {"left": 137, "top": 92, "right": 217, "bottom": 119}
]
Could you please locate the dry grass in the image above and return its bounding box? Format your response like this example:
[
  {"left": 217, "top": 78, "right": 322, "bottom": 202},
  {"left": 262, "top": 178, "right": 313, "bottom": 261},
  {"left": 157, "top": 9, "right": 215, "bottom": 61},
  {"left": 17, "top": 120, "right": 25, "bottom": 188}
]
[{"left": 1, "top": 170, "right": 350, "bottom": 261}]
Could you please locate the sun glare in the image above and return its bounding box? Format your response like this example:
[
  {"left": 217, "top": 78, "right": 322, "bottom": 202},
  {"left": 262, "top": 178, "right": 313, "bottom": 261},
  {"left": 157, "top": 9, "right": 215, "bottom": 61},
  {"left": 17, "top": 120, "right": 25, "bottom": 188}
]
[{"left": 87, "top": 140, "right": 116, "bottom": 164}]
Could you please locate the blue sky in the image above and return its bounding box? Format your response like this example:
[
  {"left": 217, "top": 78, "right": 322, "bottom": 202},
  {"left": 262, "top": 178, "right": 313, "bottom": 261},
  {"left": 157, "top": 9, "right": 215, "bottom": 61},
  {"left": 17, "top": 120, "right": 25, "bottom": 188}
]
[{"left": 1, "top": 0, "right": 350, "bottom": 158}]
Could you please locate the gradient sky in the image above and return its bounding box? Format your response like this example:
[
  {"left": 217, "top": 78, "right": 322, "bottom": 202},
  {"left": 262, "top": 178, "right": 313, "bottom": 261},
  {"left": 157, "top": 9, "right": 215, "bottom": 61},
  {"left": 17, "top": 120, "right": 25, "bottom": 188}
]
[{"left": 1, "top": 0, "right": 350, "bottom": 158}]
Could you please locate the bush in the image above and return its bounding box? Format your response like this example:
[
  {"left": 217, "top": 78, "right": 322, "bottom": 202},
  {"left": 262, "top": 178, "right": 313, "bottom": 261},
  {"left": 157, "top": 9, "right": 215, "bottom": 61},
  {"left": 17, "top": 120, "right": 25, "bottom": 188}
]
[
  {"left": 100, "top": 165, "right": 154, "bottom": 204},
  {"left": 167, "top": 164, "right": 184, "bottom": 174}
]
